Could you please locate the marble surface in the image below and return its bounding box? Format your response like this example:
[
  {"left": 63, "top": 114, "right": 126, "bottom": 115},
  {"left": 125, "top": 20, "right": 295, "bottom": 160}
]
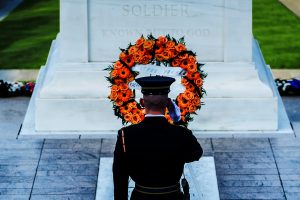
[
  {"left": 19, "top": 40, "right": 294, "bottom": 137},
  {"left": 96, "top": 157, "right": 220, "bottom": 200},
  {"left": 19, "top": 0, "right": 293, "bottom": 135},
  {"left": 59, "top": 0, "right": 252, "bottom": 63},
  {"left": 39, "top": 62, "right": 273, "bottom": 99},
  {"left": 29, "top": 41, "right": 281, "bottom": 132}
]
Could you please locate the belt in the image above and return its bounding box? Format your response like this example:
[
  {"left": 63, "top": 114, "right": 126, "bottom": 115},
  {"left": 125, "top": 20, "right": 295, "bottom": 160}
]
[{"left": 134, "top": 183, "right": 180, "bottom": 195}]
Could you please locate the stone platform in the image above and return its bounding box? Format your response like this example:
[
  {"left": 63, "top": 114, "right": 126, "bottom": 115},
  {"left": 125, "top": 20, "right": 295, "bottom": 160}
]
[
  {"left": 18, "top": 40, "right": 294, "bottom": 139},
  {"left": 96, "top": 157, "right": 220, "bottom": 200},
  {"left": 279, "top": 0, "right": 300, "bottom": 18},
  {"left": 1, "top": 97, "right": 300, "bottom": 199},
  {"left": 19, "top": 0, "right": 294, "bottom": 138}
]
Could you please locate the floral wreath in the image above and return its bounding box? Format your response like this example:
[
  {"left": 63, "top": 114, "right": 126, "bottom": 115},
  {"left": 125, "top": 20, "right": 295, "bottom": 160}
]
[
  {"left": 106, "top": 34, "right": 206, "bottom": 127},
  {"left": 0, "top": 80, "right": 35, "bottom": 97}
]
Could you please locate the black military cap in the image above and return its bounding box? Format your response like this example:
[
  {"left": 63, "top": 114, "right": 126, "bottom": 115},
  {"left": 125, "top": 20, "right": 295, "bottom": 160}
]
[{"left": 135, "top": 76, "right": 175, "bottom": 95}]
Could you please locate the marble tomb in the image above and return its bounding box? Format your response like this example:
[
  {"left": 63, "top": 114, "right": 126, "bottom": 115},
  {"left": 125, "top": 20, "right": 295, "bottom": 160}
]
[{"left": 20, "top": 0, "right": 293, "bottom": 138}]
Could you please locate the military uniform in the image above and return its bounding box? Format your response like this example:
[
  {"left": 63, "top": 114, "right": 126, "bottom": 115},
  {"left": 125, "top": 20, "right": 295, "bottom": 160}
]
[
  {"left": 113, "top": 116, "right": 203, "bottom": 200},
  {"left": 113, "top": 76, "right": 203, "bottom": 200}
]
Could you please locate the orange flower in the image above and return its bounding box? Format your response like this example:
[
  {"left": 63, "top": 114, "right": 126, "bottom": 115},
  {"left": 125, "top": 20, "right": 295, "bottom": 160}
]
[
  {"left": 128, "top": 46, "right": 137, "bottom": 55},
  {"left": 118, "top": 67, "right": 131, "bottom": 79},
  {"left": 124, "top": 113, "right": 132, "bottom": 122},
  {"left": 119, "top": 52, "right": 127, "bottom": 60},
  {"left": 188, "top": 55, "right": 196, "bottom": 63},
  {"left": 186, "top": 83, "right": 195, "bottom": 92},
  {"left": 111, "top": 69, "right": 118, "bottom": 78},
  {"left": 166, "top": 41, "right": 175, "bottom": 49},
  {"left": 192, "top": 97, "right": 200, "bottom": 106},
  {"left": 180, "top": 59, "right": 189, "bottom": 70},
  {"left": 114, "top": 78, "right": 125, "bottom": 85},
  {"left": 120, "top": 105, "right": 132, "bottom": 115},
  {"left": 111, "top": 85, "right": 119, "bottom": 92},
  {"left": 156, "top": 36, "right": 167, "bottom": 46},
  {"left": 137, "top": 48, "right": 148, "bottom": 56},
  {"left": 127, "top": 74, "right": 135, "bottom": 82},
  {"left": 168, "top": 49, "right": 176, "bottom": 58},
  {"left": 180, "top": 109, "right": 187, "bottom": 116},
  {"left": 114, "top": 61, "right": 124, "bottom": 69},
  {"left": 132, "top": 108, "right": 142, "bottom": 115},
  {"left": 188, "top": 105, "right": 197, "bottom": 113},
  {"left": 135, "top": 37, "right": 145, "bottom": 47},
  {"left": 139, "top": 55, "right": 152, "bottom": 64},
  {"left": 143, "top": 40, "right": 155, "bottom": 51},
  {"left": 155, "top": 46, "right": 164, "bottom": 54},
  {"left": 175, "top": 43, "right": 186, "bottom": 52},
  {"left": 118, "top": 83, "right": 129, "bottom": 91},
  {"left": 115, "top": 100, "right": 123, "bottom": 107},
  {"left": 128, "top": 101, "right": 137, "bottom": 109},
  {"left": 177, "top": 93, "right": 183, "bottom": 102},
  {"left": 171, "top": 59, "right": 181, "bottom": 67},
  {"left": 133, "top": 54, "right": 141, "bottom": 63},
  {"left": 194, "top": 78, "right": 203, "bottom": 87},
  {"left": 109, "top": 91, "right": 118, "bottom": 101},
  {"left": 186, "top": 72, "right": 200, "bottom": 80},
  {"left": 119, "top": 90, "right": 132, "bottom": 102},
  {"left": 162, "top": 51, "right": 169, "bottom": 60},
  {"left": 181, "top": 78, "right": 189, "bottom": 86},
  {"left": 155, "top": 54, "right": 164, "bottom": 61},
  {"left": 179, "top": 53, "right": 188, "bottom": 60},
  {"left": 131, "top": 113, "right": 141, "bottom": 124},
  {"left": 178, "top": 97, "right": 189, "bottom": 108},
  {"left": 187, "top": 63, "right": 197, "bottom": 73},
  {"left": 183, "top": 91, "right": 194, "bottom": 100},
  {"left": 122, "top": 55, "right": 135, "bottom": 68}
]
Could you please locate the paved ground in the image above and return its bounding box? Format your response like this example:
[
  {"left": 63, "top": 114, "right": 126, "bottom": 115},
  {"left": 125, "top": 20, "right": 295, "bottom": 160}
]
[
  {"left": 0, "top": 0, "right": 22, "bottom": 21},
  {"left": 0, "top": 70, "right": 38, "bottom": 82},
  {"left": 0, "top": 96, "right": 299, "bottom": 200},
  {"left": 1, "top": 69, "right": 299, "bottom": 82},
  {"left": 279, "top": 0, "right": 300, "bottom": 18},
  {"left": 272, "top": 70, "right": 300, "bottom": 79}
]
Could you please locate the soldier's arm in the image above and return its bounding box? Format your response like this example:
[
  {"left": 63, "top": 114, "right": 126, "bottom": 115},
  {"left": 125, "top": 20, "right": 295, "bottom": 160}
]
[
  {"left": 113, "top": 130, "right": 129, "bottom": 200},
  {"left": 184, "top": 129, "right": 203, "bottom": 163}
]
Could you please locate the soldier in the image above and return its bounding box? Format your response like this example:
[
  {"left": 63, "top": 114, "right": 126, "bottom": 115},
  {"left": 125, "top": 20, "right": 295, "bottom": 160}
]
[{"left": 113, "top": 76, "right": 203, "bottom": 200}]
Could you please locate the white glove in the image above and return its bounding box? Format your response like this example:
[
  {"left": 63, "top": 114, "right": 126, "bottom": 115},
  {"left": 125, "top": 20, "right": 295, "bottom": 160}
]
[{"left": 167, "top": 99, "right": 181, "bottom": 122}]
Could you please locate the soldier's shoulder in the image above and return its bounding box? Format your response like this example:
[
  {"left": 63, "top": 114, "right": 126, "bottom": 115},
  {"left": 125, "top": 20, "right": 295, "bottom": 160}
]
[
  {"left": 170, "top": 123, "right": 191, "bottom": 131},
  {"left": 117, "top": 122, "right": 144, "bottom": 135},
  {"left": 169, "top": 124, "right": 192, "bottom": 136}
]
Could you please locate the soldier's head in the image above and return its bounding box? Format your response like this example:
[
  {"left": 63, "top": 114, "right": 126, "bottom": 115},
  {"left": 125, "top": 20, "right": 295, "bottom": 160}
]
[
  {"left": 141, "top": 94, "right": 168, "bottom": 114},
  {"left": 136, "top": 76, "right": 175, "bottom": 114}
]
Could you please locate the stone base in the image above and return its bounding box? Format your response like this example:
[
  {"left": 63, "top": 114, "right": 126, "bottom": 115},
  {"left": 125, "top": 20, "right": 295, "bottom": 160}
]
[
  {"left": 19, "top": 37, "right": 294, "bottom": 138},
  {"left": 96, "top": 157, "right": 220, "bottom": 200}
]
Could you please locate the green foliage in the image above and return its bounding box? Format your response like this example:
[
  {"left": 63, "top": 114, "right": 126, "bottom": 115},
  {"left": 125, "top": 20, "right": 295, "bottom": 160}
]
[
  {"left": 0, "top": 0, "right": 59, "bottom": 69},
  {"left": 0, "top": 0, "right": 299, "bottom": 69},
  {"left": 253, "top": 0, "right": 300, "bottom": 69}
]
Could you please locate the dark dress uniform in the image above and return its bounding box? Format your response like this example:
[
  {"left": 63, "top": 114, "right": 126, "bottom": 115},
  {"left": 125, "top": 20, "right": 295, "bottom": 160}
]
[{"left": 113, "top": 116, "right": 203, "bottom": 200}]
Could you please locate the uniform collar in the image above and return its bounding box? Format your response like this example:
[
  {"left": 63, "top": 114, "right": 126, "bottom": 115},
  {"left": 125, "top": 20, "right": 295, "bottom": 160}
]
[
  {"left": 143, "top": 115, "right": 169, "bottom": 124},
  {"left": 145, "top": 114, "right": 165, "bottom": 117}
]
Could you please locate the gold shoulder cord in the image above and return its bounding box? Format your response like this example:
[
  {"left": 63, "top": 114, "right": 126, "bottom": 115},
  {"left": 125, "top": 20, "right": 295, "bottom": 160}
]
[{"left": 121, "top": 129, "right": 126, "bottom": 153}]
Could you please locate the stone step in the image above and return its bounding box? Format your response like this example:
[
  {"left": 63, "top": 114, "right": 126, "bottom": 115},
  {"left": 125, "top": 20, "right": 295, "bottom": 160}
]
[{"left": 96, "top": 157, "right": 220, "bottom": 200}]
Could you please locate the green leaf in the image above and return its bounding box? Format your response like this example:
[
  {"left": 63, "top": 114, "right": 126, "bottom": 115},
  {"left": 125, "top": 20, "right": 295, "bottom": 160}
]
[{"left": 178, "top": 36, "right": 185, "bottom": 44}]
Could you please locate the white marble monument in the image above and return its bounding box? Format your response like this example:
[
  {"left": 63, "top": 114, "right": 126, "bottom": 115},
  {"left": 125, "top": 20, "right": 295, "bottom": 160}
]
[{"left": 20, "top": 0, "right": 293, "bottom": 138}]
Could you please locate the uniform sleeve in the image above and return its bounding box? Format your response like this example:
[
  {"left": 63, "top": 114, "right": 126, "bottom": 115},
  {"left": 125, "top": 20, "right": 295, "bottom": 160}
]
[
  {"left": 113, "top": 130, "right": 129, "bottom": 200},
  {"left": 183, "top": 129, "right": 203, "bottom": 163}
]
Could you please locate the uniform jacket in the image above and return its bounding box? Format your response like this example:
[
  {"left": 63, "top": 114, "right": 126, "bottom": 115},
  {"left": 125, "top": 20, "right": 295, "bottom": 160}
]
[{"left": 113, "top": 116, "right": 203, "bottom": 200}]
